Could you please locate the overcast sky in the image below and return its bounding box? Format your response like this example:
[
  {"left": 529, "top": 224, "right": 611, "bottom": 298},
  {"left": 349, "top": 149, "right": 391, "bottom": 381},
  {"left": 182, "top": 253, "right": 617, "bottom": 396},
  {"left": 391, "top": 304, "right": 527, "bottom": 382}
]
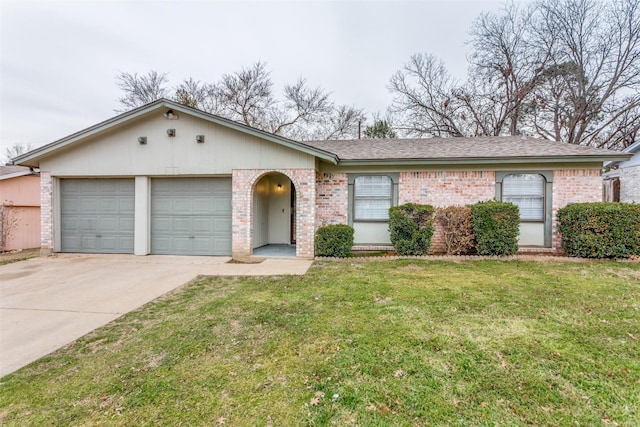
[{"left": 1, "top": 0, "right": 515, "bottom": 160}]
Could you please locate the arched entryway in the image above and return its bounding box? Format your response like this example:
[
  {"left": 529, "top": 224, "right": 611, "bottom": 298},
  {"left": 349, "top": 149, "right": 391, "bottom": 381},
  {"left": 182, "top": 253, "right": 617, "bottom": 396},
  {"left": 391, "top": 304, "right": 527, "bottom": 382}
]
[{"left": 252, "top": 172, "right": 296, "bottom": 256}]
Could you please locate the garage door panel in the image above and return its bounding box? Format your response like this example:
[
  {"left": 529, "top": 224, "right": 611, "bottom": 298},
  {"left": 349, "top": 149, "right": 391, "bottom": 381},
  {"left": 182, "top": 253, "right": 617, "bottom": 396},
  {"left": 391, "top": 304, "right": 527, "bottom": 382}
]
[
  {"left": 151, "top": 217, "right": 172, "bottom": 233},
  {"left": 193, "top": 217, "right": 214, "bottom": 233},
  {"left": 60, "top": 179, "right": 134, "bottom": 254},
  {"left": 213, "top": 217, "right": 231, "bottom": 232},
  {"left": 214, "top": 238, "right": 231, "bottom": 253},
  {"left": 172, "top": 198, "right": 192, "bottom": 214},
  {"left": 151, "top": 178, "right": 231, "bottom": 255},
  {"left": 119, "top": 218, "right": 134, "bottom": 232},
  {"left": 80, "top": 236, "right": 98, "bottom": 250},
  {"left": 152, "top": 197, "right": 172, "bottom": 214},
  {"left": 80, "top": 197, "right": 100, "bottom": 213}
]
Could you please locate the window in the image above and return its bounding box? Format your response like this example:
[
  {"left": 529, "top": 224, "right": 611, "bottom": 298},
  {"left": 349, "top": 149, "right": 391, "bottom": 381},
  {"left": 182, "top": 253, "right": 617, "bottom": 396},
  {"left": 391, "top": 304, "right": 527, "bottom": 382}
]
[
  {"left": 353, "top": 175, "right": 392, "bottom": 220},
  {"left": 502, "top": 174, "right": 545, "bottom": 221}
]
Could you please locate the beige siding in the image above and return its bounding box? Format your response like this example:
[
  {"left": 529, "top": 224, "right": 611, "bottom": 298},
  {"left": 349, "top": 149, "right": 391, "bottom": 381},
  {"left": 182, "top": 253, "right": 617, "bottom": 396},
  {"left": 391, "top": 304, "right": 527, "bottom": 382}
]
[
  {"left": 1, "top": 175, "right": 41, "bottom": 250},
  {"left": 2, "top": 206, "right": 40, "bottom": 250},
  {"left": 39, "top": 112, "right": 315, "bottom": 176},
  {"left": 0, "top": 175, "right": 40, "bottom": 206}
]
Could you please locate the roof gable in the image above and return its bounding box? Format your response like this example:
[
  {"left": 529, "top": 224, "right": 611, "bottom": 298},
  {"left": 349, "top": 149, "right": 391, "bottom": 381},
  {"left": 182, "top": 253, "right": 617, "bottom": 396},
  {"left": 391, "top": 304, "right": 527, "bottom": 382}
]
[{"left": 14, "top": 99, "right": 338, "bottom": 167}]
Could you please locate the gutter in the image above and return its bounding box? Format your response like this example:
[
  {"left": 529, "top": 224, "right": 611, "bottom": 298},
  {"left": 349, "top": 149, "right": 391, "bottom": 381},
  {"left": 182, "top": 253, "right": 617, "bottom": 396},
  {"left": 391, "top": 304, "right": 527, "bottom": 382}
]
[{"left": 336, "top": 154, "right": 633, "bottom": 167}]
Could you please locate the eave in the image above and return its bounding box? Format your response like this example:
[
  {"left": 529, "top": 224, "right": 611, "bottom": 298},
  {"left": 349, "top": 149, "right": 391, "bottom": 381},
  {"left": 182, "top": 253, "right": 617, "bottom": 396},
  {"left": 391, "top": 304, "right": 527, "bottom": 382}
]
[{"left": 335, "top": 154, "right": 633, "bottom": 167}]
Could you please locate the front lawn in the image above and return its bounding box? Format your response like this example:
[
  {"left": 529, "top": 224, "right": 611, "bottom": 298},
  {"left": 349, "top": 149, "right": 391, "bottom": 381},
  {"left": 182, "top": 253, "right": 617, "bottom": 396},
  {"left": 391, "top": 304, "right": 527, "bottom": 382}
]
[{"left": 1, "top": 260, "right": 638, "bottom": 425}]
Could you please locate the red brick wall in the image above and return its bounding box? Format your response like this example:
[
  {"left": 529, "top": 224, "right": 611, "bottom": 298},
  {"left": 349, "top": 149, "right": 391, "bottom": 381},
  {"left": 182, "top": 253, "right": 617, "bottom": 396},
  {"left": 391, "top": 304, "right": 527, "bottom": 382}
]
[
  {"left": 315, "top": 172, "right": 348, "bottom": 228},
  {"left": 399, "top": 171, "right": 496, "bottom": 252},
  {"left": 551, "top": 169, "right": 602, "bottom": 252}
]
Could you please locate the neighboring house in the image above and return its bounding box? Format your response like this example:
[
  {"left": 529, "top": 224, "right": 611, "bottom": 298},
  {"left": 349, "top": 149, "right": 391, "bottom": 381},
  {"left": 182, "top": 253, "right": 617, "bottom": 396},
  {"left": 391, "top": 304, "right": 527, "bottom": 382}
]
[
  {"left": 0, "top": 165, "right": 41, "bottom": 251},
  {"left": 13, "top": 99, "right": 631, "bottom": 258},
  {"left": 603, "top": 141, "right": 640, "bottom": 203}
]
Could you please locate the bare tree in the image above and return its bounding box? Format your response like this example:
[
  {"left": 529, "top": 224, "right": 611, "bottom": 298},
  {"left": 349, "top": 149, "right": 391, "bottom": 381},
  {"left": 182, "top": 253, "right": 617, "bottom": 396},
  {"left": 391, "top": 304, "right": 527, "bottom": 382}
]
[
  {"left": 4, "top": 142, "right": 35, "bottom": 164},
  {"left": 174, "top": 78, "right": 211, "bottom": 110},
  {"left": 308, "top": 104, "right": 366, "bottom": 140},
  {"left": 529, "top": 0, "right": 640, "bottom": 147},
  {"left": 210, "top": 61, "right": 275, "bottom": 129},
  {"left": 115, "top": 62, "right": 366, "bottom": 140},
  {"left": 389, "top": 0, "right": 640, "bottom": 148},
  {"left": 115, "top": 70, "right": 170, "bottom": 112},
  {"left": 468, "top": 2, "right": 550, "bottom": 136},
  {"left": 0, "top": 203, "right": 19, "bottom": 252},
  {"left": 388, "top": 53, "right": 466, "bottom": 137}
]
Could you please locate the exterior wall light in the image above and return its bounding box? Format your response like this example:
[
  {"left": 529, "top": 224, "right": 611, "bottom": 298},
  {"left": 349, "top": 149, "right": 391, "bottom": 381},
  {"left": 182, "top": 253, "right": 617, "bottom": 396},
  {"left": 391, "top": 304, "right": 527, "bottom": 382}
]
[
  {"left": 167, "top": 129, "right": 176, "bottom": 137},
  {"left": 138, "top": 136, "right": 147, "bottom": 145},
  {"left": 164, "top": 109, "right": 178, "bottom": 119},
  {"left": 196, "top": 135, "right": 205, "bottom": 143}
]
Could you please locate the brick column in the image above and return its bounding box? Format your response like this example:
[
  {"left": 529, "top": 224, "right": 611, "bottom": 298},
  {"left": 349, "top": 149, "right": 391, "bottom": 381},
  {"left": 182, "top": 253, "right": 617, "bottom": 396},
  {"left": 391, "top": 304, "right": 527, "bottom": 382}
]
[{"left": 40, "top": 172, "right": 53, "bottom": 255}]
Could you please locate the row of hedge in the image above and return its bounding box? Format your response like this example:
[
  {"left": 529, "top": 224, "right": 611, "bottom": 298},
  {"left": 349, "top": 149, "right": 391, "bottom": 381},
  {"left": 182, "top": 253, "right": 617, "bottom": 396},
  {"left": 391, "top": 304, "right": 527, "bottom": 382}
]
[
  {"left": 557, "top": 202, "right": 640, "bottom": 258},
  {"left": 315, "top": 200, "right": 520, "bottom": 257},
  {"left": 315, "top": 201, "right": 640, "bottom": 259},
  {"left": 389, "top": 201, "right": 520, "bottom": 256}
]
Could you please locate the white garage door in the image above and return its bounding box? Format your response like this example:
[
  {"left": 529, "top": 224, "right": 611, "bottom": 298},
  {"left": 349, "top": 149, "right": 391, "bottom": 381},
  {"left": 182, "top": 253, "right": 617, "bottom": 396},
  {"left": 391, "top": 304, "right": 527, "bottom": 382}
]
[
  {"left": 60, "top": 179, "right": 135, "bottom": 253},
  {"left": 151, "top": 178, "right": 232, "bottom": 255}
]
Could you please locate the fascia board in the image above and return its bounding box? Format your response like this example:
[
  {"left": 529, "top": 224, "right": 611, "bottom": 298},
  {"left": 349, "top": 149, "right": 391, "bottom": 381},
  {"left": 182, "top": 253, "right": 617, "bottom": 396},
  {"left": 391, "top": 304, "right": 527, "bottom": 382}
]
[{"left": 336, "top": 154, "right": 633, "bottom": 167}]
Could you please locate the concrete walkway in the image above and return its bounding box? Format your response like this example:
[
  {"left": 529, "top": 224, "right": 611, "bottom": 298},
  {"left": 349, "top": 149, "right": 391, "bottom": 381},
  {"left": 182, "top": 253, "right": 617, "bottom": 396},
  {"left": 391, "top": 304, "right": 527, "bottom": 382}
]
[{"left": 0, "top": 253, "right": 312, "bottom": 377}]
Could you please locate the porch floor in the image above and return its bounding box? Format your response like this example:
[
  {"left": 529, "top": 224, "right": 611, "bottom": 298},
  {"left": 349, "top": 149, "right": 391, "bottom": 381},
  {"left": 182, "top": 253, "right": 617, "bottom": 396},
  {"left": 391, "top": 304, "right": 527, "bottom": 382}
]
[{"left": 253, "top": 244, "right": 296, "bottom": 257}]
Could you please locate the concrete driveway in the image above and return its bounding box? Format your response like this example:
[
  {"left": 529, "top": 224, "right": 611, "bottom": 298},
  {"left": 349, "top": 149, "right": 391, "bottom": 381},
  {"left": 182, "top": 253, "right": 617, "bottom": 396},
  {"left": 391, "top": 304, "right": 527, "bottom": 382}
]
[{"left": 0, "top": 253, "right": 312, "bottom": 377}]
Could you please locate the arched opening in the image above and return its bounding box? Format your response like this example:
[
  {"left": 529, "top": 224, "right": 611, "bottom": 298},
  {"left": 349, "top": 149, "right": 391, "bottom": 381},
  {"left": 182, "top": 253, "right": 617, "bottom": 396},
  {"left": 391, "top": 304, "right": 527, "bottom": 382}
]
[{"left": 252, "top": 172, "right": 296, "bottom": 256}]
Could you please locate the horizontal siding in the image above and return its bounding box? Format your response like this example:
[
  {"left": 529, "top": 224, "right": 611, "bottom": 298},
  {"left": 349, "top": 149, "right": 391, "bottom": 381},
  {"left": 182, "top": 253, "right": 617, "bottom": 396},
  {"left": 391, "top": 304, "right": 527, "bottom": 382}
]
[{"left": 40, "top": 112, "right": 315, "bottom": 176}]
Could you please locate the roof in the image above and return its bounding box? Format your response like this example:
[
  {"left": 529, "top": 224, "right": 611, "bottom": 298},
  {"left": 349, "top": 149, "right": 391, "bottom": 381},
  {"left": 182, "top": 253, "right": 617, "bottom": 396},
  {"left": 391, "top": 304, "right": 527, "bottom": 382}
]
[
  {"left": 0, "top": 165, "right": 39, "bottom": 181},
  {"left": 12, "top": 98, "right": 631, "bottom": 168},
  {"left": 13, "top": 98, "right": 339, "bottom": 167},
  {"left": 603, "top": 140, "right": 640, "bottom": 169},
  {"left": 303, "top": 136, "right": 632, "bottom": 165}
]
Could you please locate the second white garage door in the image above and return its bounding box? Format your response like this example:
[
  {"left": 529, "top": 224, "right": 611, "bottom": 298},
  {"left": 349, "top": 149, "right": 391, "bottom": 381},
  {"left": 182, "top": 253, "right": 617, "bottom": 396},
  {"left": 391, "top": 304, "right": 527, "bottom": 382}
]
[{"left": 151, "top": 178, "right": 232, "bottom": 255}]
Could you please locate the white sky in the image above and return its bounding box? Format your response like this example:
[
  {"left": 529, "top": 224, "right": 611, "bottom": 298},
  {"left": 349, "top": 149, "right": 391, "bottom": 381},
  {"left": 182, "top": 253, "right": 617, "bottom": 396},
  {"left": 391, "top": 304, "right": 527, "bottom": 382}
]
[{"left": 1, "top": 0, "right": 512, "bottom": 159}]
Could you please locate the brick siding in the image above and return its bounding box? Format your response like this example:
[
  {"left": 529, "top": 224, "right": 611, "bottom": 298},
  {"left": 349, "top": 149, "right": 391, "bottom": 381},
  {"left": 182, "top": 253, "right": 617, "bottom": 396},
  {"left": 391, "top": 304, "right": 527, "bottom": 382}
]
[
  {"left": 620, "top": 165, "right": 640, "bottom": 203},
  {"left": 315, "top": 172, "right": 348, "bottom": 228},
  {"left": 40, "top": 172, "right": 53, "bottom": 254},
  {"left": 551, "top": 169, "right": 602, "bottom": 252},
  {"left": 232, "top": 169, "right": 316, "bottom": 258},
  {"left": 399, "top": 171, "right": 496, "bottom": 253}
]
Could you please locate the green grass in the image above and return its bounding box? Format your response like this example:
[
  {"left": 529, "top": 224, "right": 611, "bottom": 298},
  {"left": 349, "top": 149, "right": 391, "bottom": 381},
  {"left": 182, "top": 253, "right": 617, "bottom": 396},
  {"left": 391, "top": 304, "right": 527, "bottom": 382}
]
[{"left": 1, "top": 260, "right": 639, "bottom": 425}]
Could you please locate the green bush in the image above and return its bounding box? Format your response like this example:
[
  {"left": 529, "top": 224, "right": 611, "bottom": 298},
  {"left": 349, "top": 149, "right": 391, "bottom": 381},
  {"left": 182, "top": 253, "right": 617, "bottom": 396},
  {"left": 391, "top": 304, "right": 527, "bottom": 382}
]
[
  {"left": 557, "top": 202, "right": 640, "bottom": 258},
  {"left": 435, "top": 205, "right": 476, "bottom": 255},
  {"left": 314, "top": 224, "right": 354, "bottom": 257},
  {"left": 471, "top": 201, "right": 520, "bottom": 256},
  {"left": 389, "top": 203, "right": 435, "bottom": 256}
]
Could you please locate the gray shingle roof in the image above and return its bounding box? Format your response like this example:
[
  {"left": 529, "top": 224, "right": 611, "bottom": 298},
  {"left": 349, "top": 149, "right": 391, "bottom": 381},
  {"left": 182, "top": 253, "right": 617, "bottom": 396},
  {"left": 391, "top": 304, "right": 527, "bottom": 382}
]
[{"left": 301, "top": 136, "right": 627, "bottom": 163}]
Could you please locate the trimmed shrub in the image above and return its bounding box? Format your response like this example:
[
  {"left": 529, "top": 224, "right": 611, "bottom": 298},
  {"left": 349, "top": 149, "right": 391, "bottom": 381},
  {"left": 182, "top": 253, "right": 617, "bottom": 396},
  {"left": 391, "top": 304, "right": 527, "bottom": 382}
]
[
  {"left": 314, "top": 224, "right": 354, "bottom": 257},
  {"left": 471, "top": 201, "right": 520, "bottom": 256},
  {"left": 557, "top": 202, "right": 640, "bottom": 258},
  {"left": 389, "top": 203, "right": 435, "bottom": 256},
  {"left": 435, "top": 205, "right": 476, "bottom": 255}
]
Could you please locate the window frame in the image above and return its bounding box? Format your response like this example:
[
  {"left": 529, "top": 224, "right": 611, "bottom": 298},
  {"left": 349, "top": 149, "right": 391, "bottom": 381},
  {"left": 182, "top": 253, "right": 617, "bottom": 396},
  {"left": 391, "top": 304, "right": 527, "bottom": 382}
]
[
  {"left": 501, "top": 173, "right": 546, "bottom": 222},
  {"left": 495, "top": 170, "right": 553, "bottom": 248},
  {"left": 348, "top": 173, "right": 399, "bottom": 224}
]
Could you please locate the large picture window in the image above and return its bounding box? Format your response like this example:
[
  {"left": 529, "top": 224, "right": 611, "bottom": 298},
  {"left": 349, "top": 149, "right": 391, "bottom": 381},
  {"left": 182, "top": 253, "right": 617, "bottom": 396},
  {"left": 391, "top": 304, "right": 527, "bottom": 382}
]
[
  {"left": 353, "top": 175, "right": 392, "bottom": 220},
  {"left": 502, "top": 174, "right": 545, "bottom": 221}
]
